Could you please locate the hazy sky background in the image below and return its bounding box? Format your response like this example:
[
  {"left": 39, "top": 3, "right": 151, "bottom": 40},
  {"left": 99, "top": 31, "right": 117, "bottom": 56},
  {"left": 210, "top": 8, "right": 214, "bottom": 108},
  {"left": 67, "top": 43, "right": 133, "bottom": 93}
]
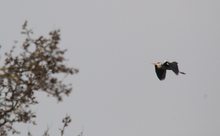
[{"left": 0, "top": 0, "right": 220, "bottom": 136}]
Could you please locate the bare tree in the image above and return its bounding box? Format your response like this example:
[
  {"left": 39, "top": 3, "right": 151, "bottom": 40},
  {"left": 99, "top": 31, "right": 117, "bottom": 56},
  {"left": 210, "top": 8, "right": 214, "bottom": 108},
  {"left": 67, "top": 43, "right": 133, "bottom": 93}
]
[{"left": 0, "top": 21, "right": 78, "bottom": 135}]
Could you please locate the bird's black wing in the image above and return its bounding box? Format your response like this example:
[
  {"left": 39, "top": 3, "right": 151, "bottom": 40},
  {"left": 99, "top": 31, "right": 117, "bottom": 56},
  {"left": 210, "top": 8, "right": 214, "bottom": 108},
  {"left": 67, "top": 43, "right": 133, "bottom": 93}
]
[
  {"left": 169, "top": 62, "right": 179, "bottom": 75},
  {"left": 155, "top": 66, "right": 166, "bottom": 80}
]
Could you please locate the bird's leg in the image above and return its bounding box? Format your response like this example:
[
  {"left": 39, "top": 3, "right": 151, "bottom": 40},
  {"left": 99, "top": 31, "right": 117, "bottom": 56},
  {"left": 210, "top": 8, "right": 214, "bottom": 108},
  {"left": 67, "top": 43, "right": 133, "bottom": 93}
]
[{"left": 179, "top": 71, "right": 186, "bottom": 74}]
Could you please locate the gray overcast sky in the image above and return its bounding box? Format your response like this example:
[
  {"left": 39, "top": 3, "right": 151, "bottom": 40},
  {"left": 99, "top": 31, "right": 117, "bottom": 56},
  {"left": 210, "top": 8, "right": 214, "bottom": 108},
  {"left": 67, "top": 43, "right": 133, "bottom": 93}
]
[{"left": 0, "top": 0, "right": 220, "bottom": 136}]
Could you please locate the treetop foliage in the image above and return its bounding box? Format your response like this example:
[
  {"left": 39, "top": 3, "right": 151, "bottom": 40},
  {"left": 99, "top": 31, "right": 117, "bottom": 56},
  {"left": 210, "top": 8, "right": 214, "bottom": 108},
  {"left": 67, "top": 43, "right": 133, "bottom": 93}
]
[{"left": 0, "top": 21, "right": 79, "bottom": 135}]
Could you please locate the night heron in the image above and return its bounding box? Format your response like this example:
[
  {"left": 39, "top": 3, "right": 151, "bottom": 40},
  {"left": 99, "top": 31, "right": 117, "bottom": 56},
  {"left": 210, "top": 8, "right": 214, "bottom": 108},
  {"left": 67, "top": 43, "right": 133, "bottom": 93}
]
[{"left": 153, "top": 61, "right": 185, "bottom": 80}]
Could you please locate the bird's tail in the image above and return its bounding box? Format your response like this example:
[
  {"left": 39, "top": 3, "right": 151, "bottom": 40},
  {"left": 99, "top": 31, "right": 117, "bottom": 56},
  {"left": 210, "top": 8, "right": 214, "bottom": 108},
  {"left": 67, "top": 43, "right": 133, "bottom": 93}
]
[{"left": 179, "top": 71, "right": 186, "bottom": 74}]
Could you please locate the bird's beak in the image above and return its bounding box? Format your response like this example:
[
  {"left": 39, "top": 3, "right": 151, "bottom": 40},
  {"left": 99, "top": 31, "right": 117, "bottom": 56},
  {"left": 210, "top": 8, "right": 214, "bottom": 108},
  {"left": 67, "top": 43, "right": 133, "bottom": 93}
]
[{"left": 152, "top": 62, "right": 156, "bottom": 65}]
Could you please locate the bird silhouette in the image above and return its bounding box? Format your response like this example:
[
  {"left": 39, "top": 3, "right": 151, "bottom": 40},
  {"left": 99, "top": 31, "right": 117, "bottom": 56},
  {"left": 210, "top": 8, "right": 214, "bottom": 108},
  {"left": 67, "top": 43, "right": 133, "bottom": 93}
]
[{"left": 153, "top": 61, "right": 185, "bottom": 80}]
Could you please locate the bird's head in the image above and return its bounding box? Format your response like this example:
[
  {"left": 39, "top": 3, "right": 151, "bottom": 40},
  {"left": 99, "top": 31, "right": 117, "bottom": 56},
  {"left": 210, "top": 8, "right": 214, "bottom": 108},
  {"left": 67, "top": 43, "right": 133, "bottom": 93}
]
[
  {"left": 152, "top": 62, "right": 162, "bottom": 67},
  {"left": 152, "top": 62, "right": 162, "bottom": 65}
]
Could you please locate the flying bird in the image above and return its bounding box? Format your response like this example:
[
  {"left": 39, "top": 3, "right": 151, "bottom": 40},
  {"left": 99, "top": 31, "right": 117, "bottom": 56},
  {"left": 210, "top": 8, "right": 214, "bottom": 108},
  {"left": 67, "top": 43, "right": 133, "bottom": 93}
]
[{"left": 153, "top": 61, "right": 185, "bottom": 80}]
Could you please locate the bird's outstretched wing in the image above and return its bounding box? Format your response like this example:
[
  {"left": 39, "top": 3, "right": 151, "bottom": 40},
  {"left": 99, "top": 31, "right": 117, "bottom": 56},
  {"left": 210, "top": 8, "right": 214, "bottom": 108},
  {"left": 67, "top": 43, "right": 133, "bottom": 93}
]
[
  {"left": 155, "top": 66, "right": 166, "bottom": 80},
  {"left": 169, "top": 62, "right": 179, "bottom": 75}
]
